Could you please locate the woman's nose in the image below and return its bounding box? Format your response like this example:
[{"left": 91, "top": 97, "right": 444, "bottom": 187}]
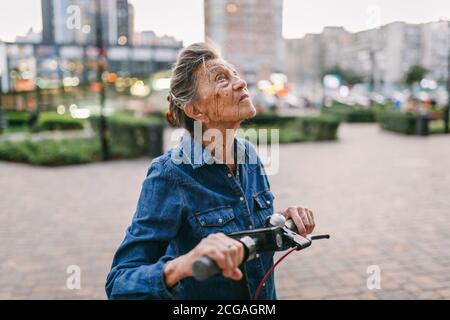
[{"left": 233, "top": 76, "right": 247, "bottom": 91}]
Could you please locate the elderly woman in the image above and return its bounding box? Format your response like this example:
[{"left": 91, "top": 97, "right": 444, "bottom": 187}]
[{"left": 105, "top": 42, "right": 315, "bottom": 300}]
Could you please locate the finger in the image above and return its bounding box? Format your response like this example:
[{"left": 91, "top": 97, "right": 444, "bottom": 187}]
[
  {"left": 230, "top": 268, "right": 243, "bottom": 280},
  {"left": 225, "top": 244, "right": 239, "bottom": 275},
  {"left": 219, "top": 234, "right": 243, "bottom": 268},
  {"left": 307, "top": 209, "right": 315, "bottom": 232},
  {"left": 299, "top": 207, "right": 313, "bottom": 234},
  {"left": 201, "top": 246, "right": 227, "bottom": 271},
  {"left": 304, "top": 210, "right": 312, "bottom": 234},
  {"left": 284, "top": 206, "right": 297, "bottom": 219},
  {"left": 234, "top": 240, "right": 244, "bottom": 265},
  {"left": 215, "top": 244, "right": 234, "bottom": 278},
  {"left": 226, "top": 242, "right": 240, "bottom": 270},
  {"left": 214, "top": 235, "right": 235, "bottom": 276},
  {"left": 229, "top": 239, "right": 244, "bottom": 267},
  {"left": 290, "top": 208, "right": 307, "bottom": 236},
  {"left": 203, "top": 236, "right": 231, "bottom": 271}
]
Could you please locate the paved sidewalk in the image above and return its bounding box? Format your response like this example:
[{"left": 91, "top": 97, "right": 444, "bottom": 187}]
[{"left": 0, "top": 124, "right": 449, "bottom": 299}]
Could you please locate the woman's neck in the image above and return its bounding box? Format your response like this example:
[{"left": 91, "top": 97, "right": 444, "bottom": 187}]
[{"left": 200, "top": 123, "right": 239, "bottom": 171}]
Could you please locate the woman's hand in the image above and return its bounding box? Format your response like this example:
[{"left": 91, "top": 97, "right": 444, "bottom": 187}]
[
  {"left": 281, "top": 206, "right": 315, "bottom": 236},
  {"left": 164, "top": 233, "right": 244, "bottom": 287}
]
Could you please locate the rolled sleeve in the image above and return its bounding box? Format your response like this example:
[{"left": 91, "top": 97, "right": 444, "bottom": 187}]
[
  {"left": 158, "top": 256, "right": 183, "bottom": 299},
  {"left": 105, "top": 161, "right": 185, "bottom": 300}
]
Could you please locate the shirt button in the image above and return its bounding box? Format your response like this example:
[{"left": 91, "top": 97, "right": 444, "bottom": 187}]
[
  {"left": 266, "top": 200, "right": 271, "bottom": 205},
  {"left": 227, "top": 173, "right": 232, "bottom": 178},
  {"left": 256, "top": 253, "right": 260, "bottom": 258},
  {"left": 240, "top": 197, "right": 244, "bottom": 202},
  {"left": 248, "top": 225, "right": 253, "bottom": 229},
  {"left": 218, "top": 218, "right": 223, "bottom": 223},
  {"left": 263, "top": 283, "right": 266, "bottom": 287}
]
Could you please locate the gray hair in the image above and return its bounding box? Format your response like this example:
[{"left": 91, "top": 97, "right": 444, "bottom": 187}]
[{"left": 167, "top": 42, "right": 221, "bottom": 134}]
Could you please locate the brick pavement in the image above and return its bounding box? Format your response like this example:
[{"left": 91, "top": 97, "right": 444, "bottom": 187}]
[{"left": 0, "top": 124, "right": 449, "bottom": 299}]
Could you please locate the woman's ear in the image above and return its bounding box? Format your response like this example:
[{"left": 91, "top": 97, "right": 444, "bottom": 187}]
[{"left": 184, "top": 102, "right": 210, "bottom": 124}]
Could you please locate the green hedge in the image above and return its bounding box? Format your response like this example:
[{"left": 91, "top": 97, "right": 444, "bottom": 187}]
[
  {"left": 5, "top": 111, "right": 30, "bottom": 127},
  {"left": 375, "top": 110, "right": 417, "bottom": 135},
  {"left": 0, "top": 138, "right": 100, "bottom": 166},
  {"left": 321, "top": 103, "right": 376, "bottom": 123},
  {"left": 428, "top": 121, "right": 447, "bottom": 135},
  {"left": 0, "top": 113, "right": 166, "bottom": 166},
  {"left": 33, "top": 112, "right": 85, "bottom": 132},
  {"left": 4, "top": 111, "right": 85, "bottom": 131},
  {"left": 90, "top": 113, "right": 165, "bottom": 159},
  {"left": 241, "top": 113, "right": 341, "bottom": 143}
]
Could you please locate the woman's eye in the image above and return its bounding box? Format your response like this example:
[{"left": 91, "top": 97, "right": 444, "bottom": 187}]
[{"left": 217, "top": 74, "right": 227, "bottom": 82}]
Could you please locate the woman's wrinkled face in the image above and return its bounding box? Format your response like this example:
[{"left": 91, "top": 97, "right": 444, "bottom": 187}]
[{"left": 193, "top": 58, "right": 256, "bottom": 126}]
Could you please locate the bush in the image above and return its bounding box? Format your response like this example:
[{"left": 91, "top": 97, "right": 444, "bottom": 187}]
[
  {"left": 241, "top": 113, "right": 341, "bottom": 143},
  {"left": 33, "top": 112, "right": 85, "bottom": 132},
  {"left": 0, "top": 113, "right": 167, "bottom": 166},
  {"left": 321, "top": 102, "right": 376, "bottom": 123},
  {"left": 3, "top": 111, "right": 84, "bottom": 132},
  {"left": 375, "top": 110, "right": 417, "bottom": 135},
  {"left": 5, "top": 111, "right": 30, "bottom": 127},
  {"left": 0, "top": 138, "right": 100, "bottom": 166},
  {"left": 429, "top": 121, "right": 447, "bottom": 135},
  {"left": 90, "top": 113, "right": 165, "bottom": 159}
]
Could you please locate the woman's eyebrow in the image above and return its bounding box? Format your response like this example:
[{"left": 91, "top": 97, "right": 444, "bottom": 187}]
[
  {"left": 207, "top": 65, "right": 227, "bottom": 74},
  {"left": 208, "top": 65, "right": 239, "bottom": 78}
]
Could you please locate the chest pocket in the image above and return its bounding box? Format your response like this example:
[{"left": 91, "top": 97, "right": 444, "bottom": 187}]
[
  {"left": 194, "top": 205, "right": 238, "bottom": 237},
  {"left": 253, "top": 190, "right": 275, "bottom": 228}
]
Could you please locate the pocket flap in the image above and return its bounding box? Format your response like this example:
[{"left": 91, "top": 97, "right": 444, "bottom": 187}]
[
  {"left": 253, "top": 190, "right": 275, "bottom": 209},
  {"left": 195, "top": 206, "right": 235, "bottom": 227}
]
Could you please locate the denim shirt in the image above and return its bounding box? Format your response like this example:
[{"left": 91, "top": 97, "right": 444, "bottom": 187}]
[{"left": 105, "top": 134, "right": 277, "bottom": 300}]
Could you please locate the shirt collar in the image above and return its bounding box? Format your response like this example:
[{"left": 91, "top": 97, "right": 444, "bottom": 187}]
[{"left": 176, "top": 132, "right": 247, "bottom": 170}]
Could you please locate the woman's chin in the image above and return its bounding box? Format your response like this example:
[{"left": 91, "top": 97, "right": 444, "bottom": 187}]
[{"left": 240, "top": 104, "right": 257, "bottom": 120}]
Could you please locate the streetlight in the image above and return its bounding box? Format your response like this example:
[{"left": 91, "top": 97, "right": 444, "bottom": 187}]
[{"left": 95, "top": 0, "right": 110, "bottom": 160}]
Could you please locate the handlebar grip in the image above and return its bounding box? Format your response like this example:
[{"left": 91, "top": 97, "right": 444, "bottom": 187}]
[
  {"left": 192, "top": 256, "right": 221, "bottom": 281},
  {"left": 192, "top": 237, "right": 252, "bottom": 281}
]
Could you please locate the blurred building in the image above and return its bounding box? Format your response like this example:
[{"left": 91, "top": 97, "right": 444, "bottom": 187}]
[
  {"left": 204, "top": 0, "right": 284, "bottom": 85},
  {"left": 15, "top": 28, "right": 42, "bottom": 44},
  {"left": 41, "top": 0, "right": 133, "bottom": 46},
  {"left": 0, "top": 41, "right": 182, "bottom": 93},
  {"left": 0, "top": 0, "right": 183, "bottom": 94},
  {"left": 352, "top": 22, "right": 423, "bottom": 87},
  {"left": 134, "top": 31, "right": 182, "bottom": 47},
  {"left": 421, "top": 20, "right": 450, "bottom": 83},
  {"left": 285, "top": 20, "right": 450, "bottom": 89},
  {"left": 285, "top": 27, "right": 352, "bottom": 90},
  {"left": 128, "top": 3, "right": 135, "bottom": 45}
]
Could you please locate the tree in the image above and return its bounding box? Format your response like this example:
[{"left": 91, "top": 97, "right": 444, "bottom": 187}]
[
  {"left": 322, "top": 66, "right": 363, "bottom": 86},
  {"left": 405, "top": 65, "right": 427, "bottom": 86}
]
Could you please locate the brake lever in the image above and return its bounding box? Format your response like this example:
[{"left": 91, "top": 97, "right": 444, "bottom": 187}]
[
  {"left": 269, "top": 213, "right": 330, "bottom": 251},
  {"left": 281, "top": 226, "right": 312, "bottom": 250}
]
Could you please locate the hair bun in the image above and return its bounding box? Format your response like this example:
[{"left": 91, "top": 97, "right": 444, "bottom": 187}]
[{"left": 165, "top": 110, "right": 176, "bottom": 126}]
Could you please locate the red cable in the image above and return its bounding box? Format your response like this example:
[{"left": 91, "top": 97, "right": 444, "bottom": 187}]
[{"left": 252, "top": 246, "right": 299, "bottom": 300}]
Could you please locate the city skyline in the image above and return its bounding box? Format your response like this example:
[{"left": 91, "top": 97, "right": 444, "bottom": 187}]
[{"left": 0, "top": 0, "right": 449, "bottom": 45}]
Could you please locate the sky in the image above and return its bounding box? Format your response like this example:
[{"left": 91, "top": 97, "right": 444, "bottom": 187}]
[{"left": 0, "top": 0, "right": 449, "bottom": 45}]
